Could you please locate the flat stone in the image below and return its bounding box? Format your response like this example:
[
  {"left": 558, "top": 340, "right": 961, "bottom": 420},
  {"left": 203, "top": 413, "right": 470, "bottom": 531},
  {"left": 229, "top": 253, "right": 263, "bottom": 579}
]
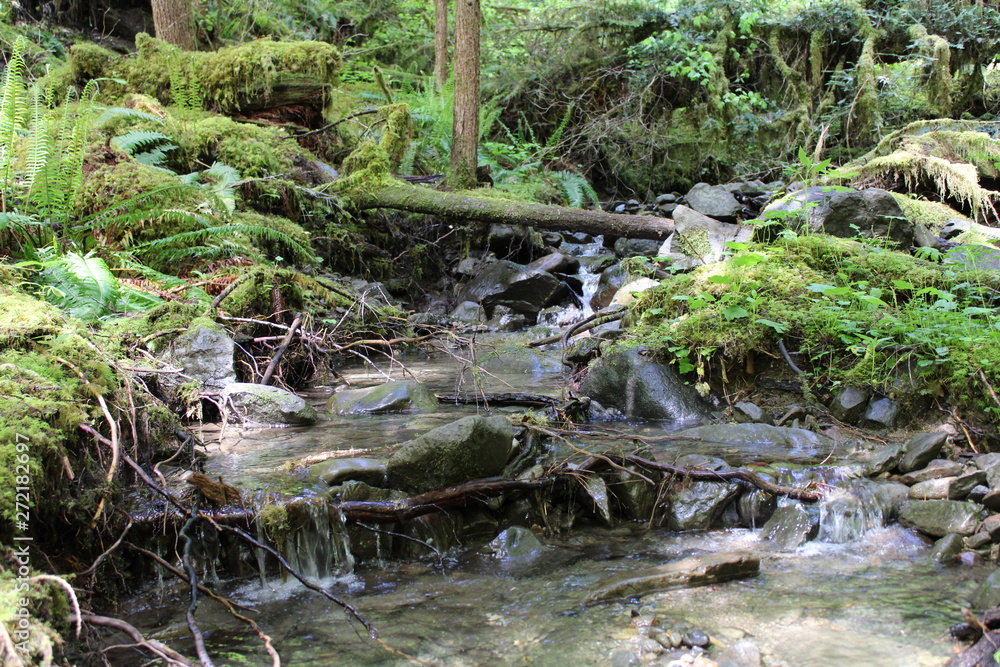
[
  {"left": 898, "top": 499, "right": 984, "bottom": 537},
  {"left": 898, "top": 431, "right": 949, "bottom": 474},
  {"left": 583, "top": 552, "right": 759, "bottom": 604},
  {"left": 220, "top": 382, "right": 317, "bottom": 425},
  {"left": 908, "top": 477, "right": 955, "bottom": 500},
  {"left": 899, "top": 459, "right": 965, "bottom": 485}
]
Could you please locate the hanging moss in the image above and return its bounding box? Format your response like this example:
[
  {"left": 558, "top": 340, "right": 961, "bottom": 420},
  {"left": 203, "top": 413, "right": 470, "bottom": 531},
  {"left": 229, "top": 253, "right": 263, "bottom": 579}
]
[
  {"left": 336, "top": 105, "right": 413, "bottom": 195},
  {"left": 852, "top": 33, "right": 879, "bottom": 143},
  {"left": 908, "top": 24, "right": 953, "bottom": 117}
]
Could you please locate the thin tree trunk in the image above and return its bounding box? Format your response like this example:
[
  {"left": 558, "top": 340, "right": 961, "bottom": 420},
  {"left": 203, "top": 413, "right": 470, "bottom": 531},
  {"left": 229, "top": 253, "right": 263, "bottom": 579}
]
[
  {"left": 449, "top": 0, "right": 480, "bottom": 189},
  {"left": 435, "top": 0, "right": 449, "bottom": 93},
  {"left": 151, "top": 0, "right": 197, "bottom": 51},
  {"left": 351, "top": 181, "right": 675, "bottom": 240}
]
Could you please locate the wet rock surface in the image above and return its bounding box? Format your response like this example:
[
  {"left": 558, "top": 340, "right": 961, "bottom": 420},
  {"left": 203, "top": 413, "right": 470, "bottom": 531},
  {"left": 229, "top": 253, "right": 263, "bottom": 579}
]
[
  {"left": 221, "top": 382, "right": 318, "bottom": 425},
  {"left": 327, "top": 379, "right": 439, "bottom": 415}
]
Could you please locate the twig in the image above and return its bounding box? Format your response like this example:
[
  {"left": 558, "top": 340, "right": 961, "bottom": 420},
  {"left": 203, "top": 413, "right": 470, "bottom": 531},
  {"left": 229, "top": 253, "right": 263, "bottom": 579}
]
[
  {"left": 980, "top": 369, "right": 1000, "bottom": 410},
  {"left": 281, "top": 109, "right": 379, "bottom": 139},
  {"left": 525, "top": 306, "right": 626, "bottom": 348},
  {"left": 208, "top": 274, "right": 252, "bottom": 312},
  {"left": 261, "top": 313, "right": 302, "bottom": 386},
  {"left": 777, "top": 338, "right": 806, "bottom": 376},
  {"left": 79, "top": 509, "right": 133, "bottom": 577},
  {"left": 142, "top": 541, "right": 283, "bottom": 667},
  {"left": 82, "top": 613, "right": 196, "bottom": 667},
  {"left": 0, "top": 619, "right": 25, "bottom": 667}
]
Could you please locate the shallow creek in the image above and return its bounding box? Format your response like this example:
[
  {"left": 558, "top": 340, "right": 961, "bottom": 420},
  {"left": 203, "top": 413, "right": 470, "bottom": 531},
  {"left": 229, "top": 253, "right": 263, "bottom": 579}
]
[{"left": 119, "top": 346, "right": 987, "bottom": 666}]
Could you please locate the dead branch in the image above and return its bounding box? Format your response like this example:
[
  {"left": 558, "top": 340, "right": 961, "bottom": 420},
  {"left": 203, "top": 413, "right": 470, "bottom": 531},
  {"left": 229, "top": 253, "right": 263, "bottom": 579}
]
[
  {"left": 261, "top": 312, "right": 303, "bottom": 385},
  {"left": 82, "top": 613, "right": 196, "bottom": 667}
]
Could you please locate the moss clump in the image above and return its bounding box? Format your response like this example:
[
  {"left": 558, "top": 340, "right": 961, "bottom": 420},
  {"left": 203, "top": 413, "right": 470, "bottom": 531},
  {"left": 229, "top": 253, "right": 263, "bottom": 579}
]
[
  {"left": 891, "top": 193, "right": 969, "bottom": 230},
  {"left": 629, "top": 234, "right": 1000, "bottom": 418}
]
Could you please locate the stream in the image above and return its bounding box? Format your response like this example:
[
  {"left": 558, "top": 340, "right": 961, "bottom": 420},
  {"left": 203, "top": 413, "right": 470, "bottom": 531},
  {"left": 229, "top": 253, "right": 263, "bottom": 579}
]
[{"left": 116, "top": 342, "right": 987, "bottom": 666}]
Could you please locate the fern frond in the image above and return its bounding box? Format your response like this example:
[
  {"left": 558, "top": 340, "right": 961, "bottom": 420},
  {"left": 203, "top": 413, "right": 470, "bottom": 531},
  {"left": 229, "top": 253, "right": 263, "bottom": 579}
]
[
  {"left": 133, "top": 220, "right": 316, "bottom": 266},
  {"left": 0, "top": 37, "right": 29, "bottom": 189},
  {"left": 551, "top": 170, "right": 600, "bottom": 208},
  {"left": 35, "top": 251, "right": 122, "bottom": 320},
  {"left": 111, "top": 130, "right": 175, "bottom": 155}
]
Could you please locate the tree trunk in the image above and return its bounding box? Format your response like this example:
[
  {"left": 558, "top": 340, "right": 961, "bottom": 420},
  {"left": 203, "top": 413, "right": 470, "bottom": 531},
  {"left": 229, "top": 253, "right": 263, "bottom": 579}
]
[
  {"left": 351, "top": 181, "right": 676, "bottom": 240},
  {"left": 435, "top": 0, "right": 449, "bottom": 92},
  {"left": 449, "top": 0, "right": 480, "bottom": 189},
  {"left": 151, "top": 0, "right": 197, "bottom": 51}
]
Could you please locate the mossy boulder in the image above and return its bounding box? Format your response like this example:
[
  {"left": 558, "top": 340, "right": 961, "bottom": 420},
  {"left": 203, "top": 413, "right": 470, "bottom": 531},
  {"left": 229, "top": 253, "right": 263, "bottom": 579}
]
[
  {"left": 327, "top": 380, "right": 438, "bottom": 415},
  {"left": 385, "top": 415, "right": 514, "bottom": 493}
]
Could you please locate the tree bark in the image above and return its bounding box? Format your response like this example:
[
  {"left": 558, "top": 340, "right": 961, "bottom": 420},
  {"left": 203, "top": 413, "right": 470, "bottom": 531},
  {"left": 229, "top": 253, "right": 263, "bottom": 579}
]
[
  {"left": 151, "top": 0, "right": 197, "bottom": 51},
  {"left": 351, "top": 181, "right": 676, "bottom": 240},
  {"left": 435, "top": 0, "right": 449, "bottom": 93},
  {"left": 449, "top": 0, "right": 480, "bottom": 189}
]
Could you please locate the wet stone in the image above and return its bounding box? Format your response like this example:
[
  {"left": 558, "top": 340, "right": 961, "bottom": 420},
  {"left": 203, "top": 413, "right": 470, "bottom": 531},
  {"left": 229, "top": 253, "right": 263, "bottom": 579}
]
[
  {"left": 681, "top": 629, "right": 710, "bottom": 648},
  {"left": 716, "top": 639, "right": 762, "bottom": 667},
  {"left": 899, "top": 459, "right": 965, "bottom": 485},
  {"left": 968, "top": 485, "right": 990, "bottom": 504},
  {"left": 310, "top": 458, "right": 387, "bottom": 487},
  {"left": 971, "top": 569, "right": 1000, "bottom": 610},
  {"left": 980, "top": 514, "right": 1000, "bottom": 540},
  {"left": 930, "top": 533, "right": 965, "bottom": 563},
  {"left": 760, "top": 504, "right": 816, "bottom": 549},
  {"left": 583, "top": 552, "right": 760, "bottom": 604},
  {"left": 828, "top": 386, "right": 869, "bottom": 425},
  {"left": 221, "top": 382, "right": 318, "bottom": 425},
  {"left": 983, "top": 488, "right": 1000, "bottom": 513},
  {"left": 965, "top": 531, "right": 992, "bottom": 549},
  {"left": 898, "top": 499, "right": 984, "bottom": 537},
  {"left": 899, "top": 431, "right": 949, "bottom": 474},
  {"left": 327, "top": 380, "right": 439, "bottom": 415},
  {"left": 908, "top": 477, "right": 955, "bottom": 500}
]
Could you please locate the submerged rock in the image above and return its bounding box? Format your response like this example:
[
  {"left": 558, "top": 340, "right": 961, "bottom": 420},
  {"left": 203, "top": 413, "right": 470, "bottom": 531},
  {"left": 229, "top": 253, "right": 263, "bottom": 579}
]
[
  {"left": 583, "top": 552, "right": 760, "bottom": 604},
  {"left": 327, "top": 380, "right": 438, "bottom": 415},
  {"left": 221, "top": 382, "right": 317, "bottom": 425},
  {"left": 386, "top": 415, "right": 514, "bottom": 493},
  {"left": 675, "top": 423, "right": 833, "bottom": 453},
  {"left": 579, "top": 348, "right": 712, "bottom": 421}
]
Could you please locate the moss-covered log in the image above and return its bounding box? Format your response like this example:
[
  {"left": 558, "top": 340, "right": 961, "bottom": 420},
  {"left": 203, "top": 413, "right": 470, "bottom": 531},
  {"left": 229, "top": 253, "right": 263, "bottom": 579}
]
[{"left": 351, "top": 181, "right": 676, "bottom": 240}]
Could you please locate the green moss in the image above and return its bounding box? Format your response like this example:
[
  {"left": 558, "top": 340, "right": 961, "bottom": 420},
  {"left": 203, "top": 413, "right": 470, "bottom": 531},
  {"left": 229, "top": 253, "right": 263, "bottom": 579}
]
[
  {"left": 627, "top": 235, "right": 997, "bottom": 418},
  {"left": 891, "top": 193, "right": 968, "bottom": 230}
]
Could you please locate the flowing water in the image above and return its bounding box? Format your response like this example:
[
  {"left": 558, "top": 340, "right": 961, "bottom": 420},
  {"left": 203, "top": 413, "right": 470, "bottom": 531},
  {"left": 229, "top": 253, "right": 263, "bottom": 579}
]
[{"left": 118, "top": 344, "right": 988, "bottom": 666}]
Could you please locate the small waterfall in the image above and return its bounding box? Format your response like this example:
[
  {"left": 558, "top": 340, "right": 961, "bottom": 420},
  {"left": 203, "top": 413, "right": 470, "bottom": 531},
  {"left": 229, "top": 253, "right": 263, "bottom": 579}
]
[
  {"left": 536, "top": 235, "right": 607, "bottom": 327},
  {"left": 817, "top": 480, "right": 903, "bottom": 543},
  {"left": 282, "top": 499, "right": 355, "bottom": 579}
]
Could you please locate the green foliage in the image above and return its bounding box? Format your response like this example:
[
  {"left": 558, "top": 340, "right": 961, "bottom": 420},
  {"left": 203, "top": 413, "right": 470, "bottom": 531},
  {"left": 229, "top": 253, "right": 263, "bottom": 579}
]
[{"left": 631, "top": 234, "right": 1000, "bottom": 418}]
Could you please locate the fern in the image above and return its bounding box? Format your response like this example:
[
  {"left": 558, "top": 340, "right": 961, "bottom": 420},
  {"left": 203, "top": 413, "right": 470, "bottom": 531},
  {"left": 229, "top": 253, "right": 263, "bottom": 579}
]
[
  {"left": 133, "top": 219, "right": 317, "bottom": 267},
  {"left": 27, "top": 250, "right": 121, "bottom": 320},
  {"left": 0, "top": 37, "right": 29, "bottom": 193},
  {"left": 112, "top": 130, "right": 177, "bottom": 168},
  {"left": 180, "top": 162, "right": 240, "bottom": 214},
  {"left": 551, "top": 170, "right": 600, "bottom": 208}
]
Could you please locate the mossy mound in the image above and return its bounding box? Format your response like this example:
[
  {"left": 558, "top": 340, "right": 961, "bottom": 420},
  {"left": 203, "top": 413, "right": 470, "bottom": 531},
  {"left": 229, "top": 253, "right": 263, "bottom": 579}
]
[
  {"left": 629, "top": 234, "right": 1000, "bottom": 419},
  {"left": 59, "top": 35, "right": 341, "bottom": 116}
]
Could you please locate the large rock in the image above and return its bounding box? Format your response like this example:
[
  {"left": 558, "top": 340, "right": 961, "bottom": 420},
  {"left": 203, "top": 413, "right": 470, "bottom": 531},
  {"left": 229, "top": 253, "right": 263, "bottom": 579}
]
[
  {"left": 386, "top": 415, "right": 514, "bottom": 492},
  {"left": 664, "top": 454, "right": 741, "bottom": 530},
  {"left": 762, "top": 186, "right": 913, "bottom": 247},
  {"left": 579, "top": 348, "right": 712, "bottom": 421},
  {"left": 898, "top": 499, "right": 984, "bottom": 537},
  {"left": 683, "top": 182, "right": 743, "bottom": 221},
  {"left": 583, "top": 552, "right": 759, "bottom": 604},
  {"left": 166, "top": 322, "right": 236, "bottom": 389},
  {"left": 220, "top": 382, "right": 317, "bottom": 425},
  {"left": 590, "top": 264, "right": 628, "bottom": 311},
  {"left": 657, "top": 205, "right": 752, "bottom": 266},
  {"left": 327, "top": 380, "right": 438, "bottom": 415},
  {"left": 457, "top": 260, "right": 566, "bottom": 317}
]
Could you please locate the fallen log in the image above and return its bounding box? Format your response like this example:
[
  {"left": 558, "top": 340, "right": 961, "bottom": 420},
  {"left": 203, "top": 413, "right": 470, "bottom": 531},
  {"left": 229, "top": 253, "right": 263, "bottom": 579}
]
[
  {"left": 350, "top": 181, "right": 676, "bottom": 241},
  {"left": 436, "top": 392, "right": 561, "bottom": 408}
]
